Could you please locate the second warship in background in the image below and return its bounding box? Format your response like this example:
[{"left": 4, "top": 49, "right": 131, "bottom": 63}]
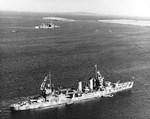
[
  {"left": 35, "top": 22, "right": 60, "bottom": 29},
  {"left": 10, "top": 65, "right": 134, "bottom": 111}
]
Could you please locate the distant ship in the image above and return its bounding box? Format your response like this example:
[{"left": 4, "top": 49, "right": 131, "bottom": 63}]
[
  {"left": 35, "top": 22, "right": 60, "bottom": 29},
  {"left": 10, "top": 65, "right": 134, "bottom": 111}
]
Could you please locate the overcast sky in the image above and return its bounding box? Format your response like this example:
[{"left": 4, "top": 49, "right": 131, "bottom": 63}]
[{"left": 0, "top": 0, "right": 150, "bottom": 17}]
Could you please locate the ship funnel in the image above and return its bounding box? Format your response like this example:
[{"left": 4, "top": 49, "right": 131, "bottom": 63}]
[
  {"left": 90, "top": 78, "right": 94, "bottom": 90},
  {"left": 78, "top": 81, "right": 82, "bottom": 92}
]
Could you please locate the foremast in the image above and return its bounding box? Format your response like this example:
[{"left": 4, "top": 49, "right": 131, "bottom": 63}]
[
  {"left": 40, "top": 71, "right": 53, "bottom": 96},
  {"left": 95, "top": 64, "right": 104, "bottom": 88}
]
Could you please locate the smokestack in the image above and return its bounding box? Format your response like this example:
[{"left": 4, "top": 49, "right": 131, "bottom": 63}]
[
  {"left": 90, "top": 78, "right": 94, "bottom": 90},
  {"left": 78, "top": 81, "right": 82, "bottom": 92}
]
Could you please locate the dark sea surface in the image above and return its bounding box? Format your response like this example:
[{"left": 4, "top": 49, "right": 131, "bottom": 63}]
[{"left": 1, "top": 12, "right": 150, "bottom": 119}]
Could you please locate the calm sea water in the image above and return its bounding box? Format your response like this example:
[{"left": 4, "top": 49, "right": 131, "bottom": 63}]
[{"left": 1, "top": 12, "right": 150, "bottom": 119}]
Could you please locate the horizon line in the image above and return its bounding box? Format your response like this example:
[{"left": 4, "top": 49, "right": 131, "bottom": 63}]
[{"left": 1, "top": 10, "right": 150, "bottom": 19}]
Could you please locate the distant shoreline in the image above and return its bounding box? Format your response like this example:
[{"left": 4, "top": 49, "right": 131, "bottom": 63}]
[
  {"left": 98, "top": 19, "right": 150, "bottom": 27},
  {"left": 43, "top": 17, "right": 75, "bottom": 22}
]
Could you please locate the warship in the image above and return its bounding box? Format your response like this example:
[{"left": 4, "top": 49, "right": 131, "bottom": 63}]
[
  {"left": 35, "top": 22, "right": 60, "bottom": 29},
  {"left": 10, "top": 65, "right": 134, "bottom": 111},
  {"left": 10, "top": 73, "right": 70, "bottom": 111},
  {"left": 66, "top": 65, "right": 134, "bottom": 104}
]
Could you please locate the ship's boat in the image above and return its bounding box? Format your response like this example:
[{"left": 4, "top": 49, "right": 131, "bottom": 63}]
[
  {"left": 10, "top": 65, "right": 134, "bottom": 111},
  {"left": 35, "top": 22, "right": 60, "bottom": 29}
]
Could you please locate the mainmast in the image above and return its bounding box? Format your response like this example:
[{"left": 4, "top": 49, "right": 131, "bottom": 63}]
[
  {"left": 48, "top": 71, "right": 52, "bottom": 88},
  {"left": 95, "top": 64, "right": 98, "bottom": 79},
  {"left": 95, "top": 64, "right": 104, "bottom": 87}
]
